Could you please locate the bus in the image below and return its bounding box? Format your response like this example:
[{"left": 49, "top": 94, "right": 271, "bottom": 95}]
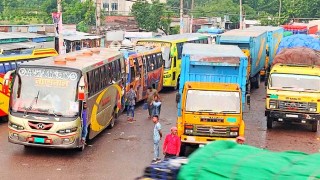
[
  {"left": 121, "top": 46, "right": 164, "bottom": 102},
  {"left": 136, "top": 33, "right": 210, "bottom": 89},
  {"left": 0, "top": 47, "right": 58, "bottom": 121},
  {"left": 4, "top": 48, "right": 125, "bottom": 150}
]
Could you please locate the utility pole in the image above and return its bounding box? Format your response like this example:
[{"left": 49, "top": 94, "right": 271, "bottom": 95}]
[
  {"left": 278, "top": 0, "right": 282, "bottom": 26},
  {"left": 57, "top": 0, "right": 64, "bottom": 54},
  {"left": 189, "top": 0, "right": 194, "bottom": 33},
  {"left": 96, "top": 0, "right": 101, "bottom": 35},
  {"left": 179, "top": 0, "right": 184, "bottom": 34},
  {"left": 239, "top": 0, "right": 243, "bottom": 29}
]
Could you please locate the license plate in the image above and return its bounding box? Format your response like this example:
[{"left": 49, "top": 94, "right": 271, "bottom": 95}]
[
  {"left": 187, "top": 136, "right": 196, "bottom": 142},
  {"left": 286, "top": 114, "right": 298, "bottom": 118},
  {"left": 34, "top": 137, "right": 45, "bottom": 144}
]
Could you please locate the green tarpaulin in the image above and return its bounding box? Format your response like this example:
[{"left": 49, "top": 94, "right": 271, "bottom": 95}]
[
  {"left": 283, "top": 31, "right": 293, "bottom": 37},
  {"left": 178, "top": 141, "right": 320, "bottom": 180}
]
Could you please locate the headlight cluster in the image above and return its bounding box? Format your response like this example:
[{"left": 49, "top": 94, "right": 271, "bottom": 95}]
[
  {"left": 229, "top": 127, "right": 239, "bottom": 136},
  {"left": 309, "top": 103, "right": 317, "bottom": 112},
  {"left": 163, "top": 74, "right": 171, "bottom": 78},
  {"left": 269, "top": 100, "right": 277, "bottom": 109},
  {"left": 185, "top": 124, "right": 193, "bottom": 134},
  {"left": 9, "top": 122, "right": 24, "bottom": 130},
  {"left": 57, "top": 127, "right": 77, "bottom": 134}
]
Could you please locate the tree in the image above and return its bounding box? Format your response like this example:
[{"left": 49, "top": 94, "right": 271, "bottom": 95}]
[{"left": 131, "top": 0, "right": 172, "bottom": 34}]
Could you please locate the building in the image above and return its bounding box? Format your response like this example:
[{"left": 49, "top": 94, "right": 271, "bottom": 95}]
[{"left": 81, "top": 0, "right": 166, "bottom": 16}]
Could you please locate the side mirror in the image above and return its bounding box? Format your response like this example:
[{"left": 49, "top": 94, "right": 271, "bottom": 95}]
[
  {"left": 176, "top": 92, "right": 181, "bottom": 104},
  {"left": 78, "top": 76, "right": 85, "bottom": 100}
]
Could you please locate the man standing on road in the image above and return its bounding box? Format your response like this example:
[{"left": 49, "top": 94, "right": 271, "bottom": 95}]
[
  {"left": 163, "top": 127, "right": 181, "bottom": 159},
  {"left": 152, "top": 115, "right": 162, "bottom": 163},
  {"left": 127, "top": 85, "right": 136, "bottom": 122},
  {"left": 146, "top": 86, "right": 158, "bottom": 119}
]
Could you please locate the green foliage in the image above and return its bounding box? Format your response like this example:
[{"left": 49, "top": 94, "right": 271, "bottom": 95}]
[{"left": 131, "top": 0, "right": 172, "bottom": 34}]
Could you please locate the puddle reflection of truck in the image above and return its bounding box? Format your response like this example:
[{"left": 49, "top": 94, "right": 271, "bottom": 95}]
[
  {"left": 176, "top": 43, "right": 249, "bottom": 155},
  {"left": 265, "top": 47, "right": 320, "bottom": 131}
]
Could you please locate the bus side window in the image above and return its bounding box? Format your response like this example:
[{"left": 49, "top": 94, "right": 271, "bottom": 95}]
[
  {"left": 99, "top": 66, "right": 104, "bottom": 90},
  {"left": 142, "top": 56, "right": 147, "bottom": 74},
  {"left": 157, "top": 53, "right": 163, "bottom": 68},
  {"left": 4, "top": 62, "right": 10, "bottom": 73},
  {"left": 111, "top": 61, "right": 117, "bottom": 81},
  {"left": 152, "top": 54, "right": 158, "bottom": 69},
  {"left": 130, "top": 65, "right": 135, "bottom": 83},
  {"left": 176, "top": 43, "right": 183, "bottom": 59},
  {"left": 0, "top": 63, "right": 5, "bottom": 73},
  {"left": 94, "top": 68, "right": 100, "bottom": 93},
  {"left": 108, "top": 63, "right": 113, "bottom": 83},
  {"left": 11, "top": 62, "right": 17, "bottom": 70},
  {"left": 146, "top": 55, "right": 151, "bottom": 72},
  {"left": 87, "top": 72, "right": 93, "bottom": 96},
  {"left": 134, "top": 58, "right": 140, "bottom": 78}
]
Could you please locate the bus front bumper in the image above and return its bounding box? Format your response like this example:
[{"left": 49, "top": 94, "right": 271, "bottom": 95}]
[
  {"left": 8, "top": 128, "right": 82, "bottom": 149},
  {"left": 180, "top": 135, "right": 237, "bottom": 145}
]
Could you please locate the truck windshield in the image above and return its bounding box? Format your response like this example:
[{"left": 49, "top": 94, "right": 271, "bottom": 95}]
[
  {"left": 270, "top": 74, "right": 320, "bottom": 91},
  {"left": 136, "top": 41, "right": 171, "bottom": 69},
  {"left": 11, "top": 67, "right": 80, "bottom": 118},
  {"left": 185, "top": 90, "right": 240, "bottom": 113}
]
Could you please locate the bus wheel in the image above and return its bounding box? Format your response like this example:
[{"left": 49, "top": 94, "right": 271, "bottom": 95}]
[
  {"left": 1, "top": 116, "right": 8, "bottom": 122},
  {"left": 108, "top": 110, "right": 117, "bottom": 129}
]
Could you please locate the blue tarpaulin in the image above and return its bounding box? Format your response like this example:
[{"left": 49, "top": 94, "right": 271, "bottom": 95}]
[
  {"left": 277, "top": 34, "right": 320, "bottom": 54},
  {"left": 197, "top": 28, "right": 224, "bottom": 34}
]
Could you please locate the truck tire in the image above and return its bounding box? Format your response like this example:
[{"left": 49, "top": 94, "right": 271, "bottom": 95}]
[
  {"left": 254, "top": 73, "right": 261, "bottom": 89},
  {"left": 108, "top": 110, "right": 117, "bottom": 129},
  {"left": 179, "top": 143, "right": 186, "bottom": 157},
  {"left": 267, "top": 116, "right": 273, "bottom": 129},
  {"left": 311, "top": 122, "right": 318, "bottom": 132}
]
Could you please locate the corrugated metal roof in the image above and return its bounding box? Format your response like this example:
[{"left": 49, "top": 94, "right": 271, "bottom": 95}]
[
  {"left": 182, "top": 43, "right": 246, "bottom": 58},
  {"left": 0, "top": 41, "right": 54, "bottom": 50},
  {"left": 20, "top": 48, "right": 122, "bottom": 71},
  {"left": 221, "top": 29, "right": 266, "bottom": 37},
  {"left": 247, "top": 26, "right": 283, "bottom": 32},
  {"left": 63, "top": 35, "right": 101, "bottom": 41},
  {"left": 0, "top": 32, "right": 53, "bottom": 40},
  {"left": 139, "top": 33, "right": 207, "bottom": 42}
]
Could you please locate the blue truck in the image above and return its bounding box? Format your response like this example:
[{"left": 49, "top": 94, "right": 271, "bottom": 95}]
[
  {"left": 247, "top": 26, "right": 284, "bottom": 79},
  {"left": 176, "top": 43, "right": 249, "bottom": 152},
  {"left": 216, "top": 29, "right": 267, "bottom": 89}
]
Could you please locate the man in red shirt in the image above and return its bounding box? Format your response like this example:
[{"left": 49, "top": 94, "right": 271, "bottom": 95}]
[{"left": 163, "top": 126, "right": 181, "bottom": 159}]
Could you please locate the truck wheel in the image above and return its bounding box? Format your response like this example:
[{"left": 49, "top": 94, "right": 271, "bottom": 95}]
[
  {"left": 267, "top": 116, "right": 273, "bottom": 129},
  {"left": 179, "top": 143, "right": 186, "bottom": 157},
  {"left": 254, "top": 73, "right": 261, "bottom": 89},
  {"left": 311, "top": 122, "right": 318, "bottom": 132},
  {"left": 1, "top": 116, "right": 8, "bottom": 122}
]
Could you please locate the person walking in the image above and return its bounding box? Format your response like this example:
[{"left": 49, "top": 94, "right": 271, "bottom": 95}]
[
  {"left": 126, "top": 85, "right": 136, "bottom": 122},
  {"left": 146, "top": 86, "right": 158, "bottom": 119},
  {"left": 163, "top": 127, "right": 181, "bottom": 159},
  {"left": 151, "top": 94, "right": 161, "bottom": 117},
  {"left": 152, "top": 115, "right": 162, "bottom": 163}
]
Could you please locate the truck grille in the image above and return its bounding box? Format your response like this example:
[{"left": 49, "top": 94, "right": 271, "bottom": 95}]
[
  {"left": 195, "top": 126, "right": 228, "bottom": 137},
  {"left": 278, "top": 101, "right": 308, "bottom": 111}
]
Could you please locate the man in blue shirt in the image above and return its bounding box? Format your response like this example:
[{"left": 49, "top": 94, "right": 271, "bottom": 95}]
[{"left": 152, "top": 115, "right": 162, "bottom": 163}]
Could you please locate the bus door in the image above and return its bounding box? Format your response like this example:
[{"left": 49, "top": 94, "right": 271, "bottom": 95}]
[
  {"left": 133, "top": 57, "right": 143, "bottom": 101},
  {"left": 172, "top": 43, "right": 182, "bottom": 87},
  {"left": 142, "top": 56, "right": 148, "bottom": 91}
]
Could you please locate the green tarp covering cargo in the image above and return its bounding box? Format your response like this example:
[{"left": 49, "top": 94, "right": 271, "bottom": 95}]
[{"left": 178, "top": 141, "right": 320, "bottom": 180}]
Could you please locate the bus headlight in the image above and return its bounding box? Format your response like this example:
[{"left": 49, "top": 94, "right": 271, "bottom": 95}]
[
  {"left": 9, "top": 122, "right": 24, "bottom": 130},
  {"left": 230, "top": 132, "right": 238, "bottom": 136},
  {"left": 164, "top": 74, "right": 171, "bottom": 78},
  {"left": 269, "top": 100, "right": 277, "bottom": 109},
  {"left": 57, "top": 127, "right": 77, "bottom": 134}
]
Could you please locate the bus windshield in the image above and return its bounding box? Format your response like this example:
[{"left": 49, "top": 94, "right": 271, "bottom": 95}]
[{"left": 11, "top": 67, "right": 80, "bottom": 118}]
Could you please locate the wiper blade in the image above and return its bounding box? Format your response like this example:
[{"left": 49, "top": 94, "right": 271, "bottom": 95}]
[
  {"left": 24, "top": 91, "right": 40, "bottom": 116},
  {"left": 281, "top": 86, "right": 295, "bottom": 89},
  {"left": 219, "top": 110, "right": 238, "bottom": 113}
]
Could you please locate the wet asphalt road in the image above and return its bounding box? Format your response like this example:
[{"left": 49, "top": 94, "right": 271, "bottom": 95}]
[{"left": 0, "top": 84, "right": 319, "bottom": 180}]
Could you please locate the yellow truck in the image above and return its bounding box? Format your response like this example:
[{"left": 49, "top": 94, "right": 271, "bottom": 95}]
[
  {"left": 176, "top": 44, "right": 249, "bottom": 155},
  {"left": 265, "top": 47, "right": 320, "bottom": 131}
]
